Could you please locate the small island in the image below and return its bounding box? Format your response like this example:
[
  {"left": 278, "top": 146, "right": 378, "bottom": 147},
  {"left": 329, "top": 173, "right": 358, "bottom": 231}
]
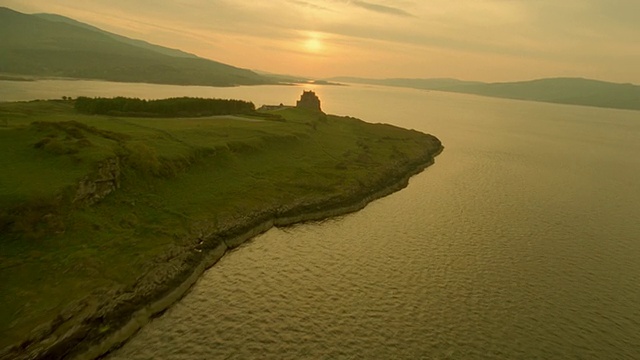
[{"left": 0, "top": 93, "right": 442, "bottom": 360}]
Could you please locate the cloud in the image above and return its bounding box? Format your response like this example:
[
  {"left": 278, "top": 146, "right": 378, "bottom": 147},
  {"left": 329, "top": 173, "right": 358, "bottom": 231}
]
[
  {"left": 4, "top": 0, "right": 640, "bottom": 82},
  {"left": 348, "top": 1, "right": 414, "bottom": 17},
  {"left": 287, "top": 0, "right": 333, "bottom": 12}
]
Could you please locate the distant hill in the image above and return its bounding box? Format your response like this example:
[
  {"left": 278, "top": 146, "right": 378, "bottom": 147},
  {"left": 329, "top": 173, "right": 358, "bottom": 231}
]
[
  {"left": 33, "top": 13, "right": 199, "bottom": 59},
  {"left": 331, "top": 77, "right": 640, "bottom": 111},
  {"left": 0, "top": 7, "right": 273, "bottom": 86},
  {"left": 331, "top": 77, "right": 483, "bottom": 90},
  {"left": 252, "top": 69, "right": 311, "bottom": 84}
]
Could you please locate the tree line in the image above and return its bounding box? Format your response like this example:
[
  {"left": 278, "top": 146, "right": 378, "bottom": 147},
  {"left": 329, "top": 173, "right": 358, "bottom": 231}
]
[{"left": 74, "top": 96, "right": 256, "bottom": 117}]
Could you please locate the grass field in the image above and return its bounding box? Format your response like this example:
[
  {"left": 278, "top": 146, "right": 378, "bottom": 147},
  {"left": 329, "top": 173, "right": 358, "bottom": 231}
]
[{"left": 0, "top": 99, "right": 441, "bottom": 350}]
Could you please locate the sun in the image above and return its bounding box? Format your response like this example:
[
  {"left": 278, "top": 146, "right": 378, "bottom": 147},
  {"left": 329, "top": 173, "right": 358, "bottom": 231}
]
[{"left": 303, "top": 33, "right": 324, "bottom": 53}]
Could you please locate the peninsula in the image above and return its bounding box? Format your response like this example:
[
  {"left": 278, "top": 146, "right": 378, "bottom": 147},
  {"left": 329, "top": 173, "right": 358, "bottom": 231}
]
[{"left": 0, "top": 93, "right": 442, "bottom": 360}]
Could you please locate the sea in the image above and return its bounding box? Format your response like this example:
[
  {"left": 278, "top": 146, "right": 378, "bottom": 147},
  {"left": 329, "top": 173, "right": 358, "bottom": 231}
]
[{"left": 2, "top": 79, "right": 640, "bottom": 359}]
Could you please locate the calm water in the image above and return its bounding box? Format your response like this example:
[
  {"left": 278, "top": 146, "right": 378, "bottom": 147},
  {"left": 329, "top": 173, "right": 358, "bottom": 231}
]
[{"left": 4, "top": 80, "right": 640, "bottom": 359}]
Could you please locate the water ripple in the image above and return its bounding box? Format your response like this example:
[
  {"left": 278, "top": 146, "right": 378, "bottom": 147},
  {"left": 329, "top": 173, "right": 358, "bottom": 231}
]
[{"left": 108, "top": 88, "right": 640, "bottom": 360}]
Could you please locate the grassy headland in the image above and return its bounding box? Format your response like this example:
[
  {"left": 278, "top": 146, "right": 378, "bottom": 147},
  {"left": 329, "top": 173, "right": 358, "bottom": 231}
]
[{"left": 0, "top": 98, "right": 441, "bottom": 359}]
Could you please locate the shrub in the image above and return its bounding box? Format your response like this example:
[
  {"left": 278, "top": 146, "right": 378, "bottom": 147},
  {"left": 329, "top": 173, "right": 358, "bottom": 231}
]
[
  {"left": 124, "top": 143, "right": 161, "bottom": 176},
  {"left": 41, "top": 138, "right": 78, "bottom": 155},
  {"left": 74, "top": 96, "right": 255, "bottom": 117}
]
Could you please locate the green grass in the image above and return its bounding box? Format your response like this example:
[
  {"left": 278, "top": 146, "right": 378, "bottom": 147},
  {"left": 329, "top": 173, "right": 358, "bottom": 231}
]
[{"left": 0, "top": 100, "right": 441, "bottom": 348}]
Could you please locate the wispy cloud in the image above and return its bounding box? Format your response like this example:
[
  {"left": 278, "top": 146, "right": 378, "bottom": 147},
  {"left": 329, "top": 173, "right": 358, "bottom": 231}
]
[
  {"left": 348, "top": 0, "right": 414, "bottom": 17},
  {"left": 287, "top": 0, "right": 333, "bottom": 12},
  {"left": 4, "top": 0, "right": 640, "bottom": 82}
]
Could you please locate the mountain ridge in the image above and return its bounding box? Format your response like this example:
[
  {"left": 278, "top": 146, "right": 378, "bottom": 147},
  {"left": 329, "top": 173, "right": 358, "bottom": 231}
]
[
  {"left": 33, "top": 13, "right": 200, "bottom": 59},
  {"left": 0, "top": 7, "right": 273, "bottom": 87},
  {"left": 329, "top": 76, "right": 640, "bottom": 111}
]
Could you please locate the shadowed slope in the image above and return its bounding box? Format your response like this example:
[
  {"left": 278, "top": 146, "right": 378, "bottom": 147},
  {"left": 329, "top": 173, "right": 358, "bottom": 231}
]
[{"left": 0, "top": 7, "right": 271, "bottom": 86}]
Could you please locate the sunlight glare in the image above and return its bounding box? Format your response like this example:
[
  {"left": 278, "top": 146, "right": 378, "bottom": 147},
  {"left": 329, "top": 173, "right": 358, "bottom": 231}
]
[{"left": 304, "top": 33, "right": 323, "bottom": 53}]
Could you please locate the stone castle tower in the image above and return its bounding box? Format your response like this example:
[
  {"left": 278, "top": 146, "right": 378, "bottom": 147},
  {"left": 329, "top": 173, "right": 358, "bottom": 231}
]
[{"left": 296, "top": 90, "right": 322, "bottom": 112}]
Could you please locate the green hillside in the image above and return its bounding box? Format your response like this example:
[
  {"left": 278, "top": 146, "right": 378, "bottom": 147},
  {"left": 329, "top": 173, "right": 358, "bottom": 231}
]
[
  {"left": 332, "top": 76, "right": 640, "bottom": 111},
  {"left": 0, "top": 98, "right": 441, "bottom": 357},
  {"left": 0, "top": 7, "right": 272, "bottom": 86},
  {"left": 33, "top": 13, "right": 199, "bottom": 59}
]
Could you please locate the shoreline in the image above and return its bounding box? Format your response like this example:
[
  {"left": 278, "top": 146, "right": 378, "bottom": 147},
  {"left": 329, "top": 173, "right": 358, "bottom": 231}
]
[{"left": 2, "top": 144, "right": 442, "bottom": 360}]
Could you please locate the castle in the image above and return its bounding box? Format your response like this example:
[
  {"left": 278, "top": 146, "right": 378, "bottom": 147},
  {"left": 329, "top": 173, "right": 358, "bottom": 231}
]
[
  {"left": 296, "top": 90, "right": 322, "bottom": 112},
  {"left": 258, "top": 90, "right": 324, "bottom": 113}
]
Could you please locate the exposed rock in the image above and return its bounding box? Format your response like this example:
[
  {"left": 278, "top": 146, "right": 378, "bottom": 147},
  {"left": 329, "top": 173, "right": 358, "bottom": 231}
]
[
  {"left": 4, "top": 139, "right": 443, "bottom": 360},
  {"left": 73, "top": 158, "right": 121, "bottom": 206}
]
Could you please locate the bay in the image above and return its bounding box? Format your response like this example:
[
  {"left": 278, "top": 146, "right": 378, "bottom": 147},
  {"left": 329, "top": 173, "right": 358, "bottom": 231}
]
[{"left": 3, "top": 79, "right": 640, "bottom": 359}]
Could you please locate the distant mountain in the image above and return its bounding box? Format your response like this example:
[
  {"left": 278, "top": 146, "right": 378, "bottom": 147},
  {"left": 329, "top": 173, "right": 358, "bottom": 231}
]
[
  {"left": 330, "top": 77, "right": 483, "bottom": 90},
  {"left": 331, "top": 77, "right": 640, "bottom": 111},
  {"left": 252, "top": 69, "right": 311, "bottom": 84},
  {"left": 0, "top": 7, "right": 273, "bottom": 87},
  {"left": 34, "top": 13, "right": 199, "bottom": 59}
]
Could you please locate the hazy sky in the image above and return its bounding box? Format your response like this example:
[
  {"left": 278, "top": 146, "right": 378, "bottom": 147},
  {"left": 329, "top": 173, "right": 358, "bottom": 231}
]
[{"left": 3, "top": 0, "right": 640, "bottom": 83}]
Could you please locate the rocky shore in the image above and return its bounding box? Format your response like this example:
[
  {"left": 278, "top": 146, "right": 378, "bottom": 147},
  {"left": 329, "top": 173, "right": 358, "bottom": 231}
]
[{"left": 1, "top": 143, "right": 442, "bottom": 360}]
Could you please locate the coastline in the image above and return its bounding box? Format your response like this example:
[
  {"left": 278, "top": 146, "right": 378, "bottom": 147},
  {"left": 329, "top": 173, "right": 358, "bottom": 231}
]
[{"left": 2, "top": 144, "right": 442, "bottom": 360}]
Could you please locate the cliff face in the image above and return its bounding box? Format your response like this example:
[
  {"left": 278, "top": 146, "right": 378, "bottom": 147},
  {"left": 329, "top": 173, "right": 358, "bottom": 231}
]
[
  {"left": 0, "top": 141, "right": 442, "bottom": 360},
  {"left": 73, "top": 158, "right": 121, "bottom": 206},
  {"left": 0, "top": 98, "right": 443, "bottom": 360}
]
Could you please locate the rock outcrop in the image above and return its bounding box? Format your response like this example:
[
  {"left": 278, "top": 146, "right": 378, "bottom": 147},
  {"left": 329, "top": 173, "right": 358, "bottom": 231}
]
[
  {"left": 0, "top": 139, "right": 442, "bottom": 360},
  {"left": 73, "top": 158, "right": 121, "bottom": 206}
]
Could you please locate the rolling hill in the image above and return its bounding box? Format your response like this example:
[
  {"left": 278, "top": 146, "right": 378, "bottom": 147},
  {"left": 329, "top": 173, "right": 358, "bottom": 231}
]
[
  {"left": 33, "top": 13, "right": 200, "bottom": 59},
  {"left": 332, "top": 77, "right": 640, "bottom": 111},
  {"left": 0, "top": 7, "right": 273, "bottom": 87}
]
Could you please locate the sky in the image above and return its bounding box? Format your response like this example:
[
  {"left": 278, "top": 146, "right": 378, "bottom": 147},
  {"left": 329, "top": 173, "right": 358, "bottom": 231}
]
[{"left": 3, "top": 0, "right": 640, "bottom": 83}]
